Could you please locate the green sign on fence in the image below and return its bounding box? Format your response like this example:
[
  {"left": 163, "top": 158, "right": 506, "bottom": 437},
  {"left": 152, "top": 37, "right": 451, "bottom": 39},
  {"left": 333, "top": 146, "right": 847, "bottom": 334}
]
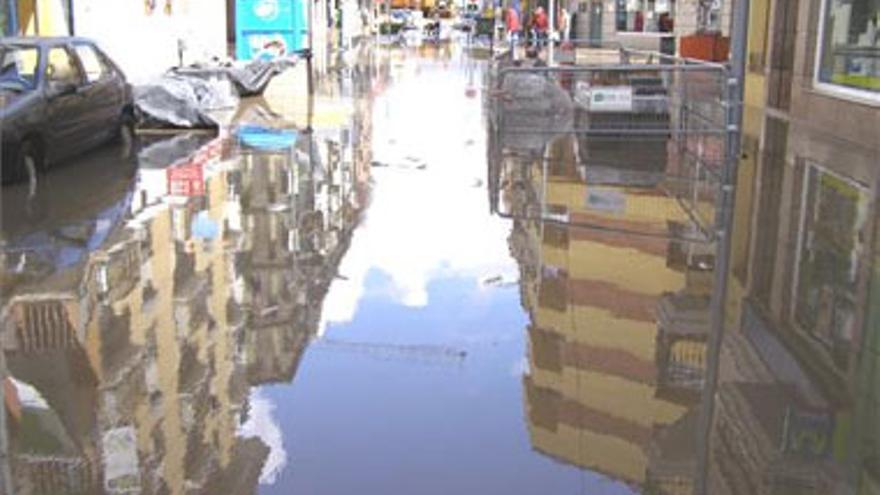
[{"left": 475, "top": 17, "right": 494, "bottom": 37}]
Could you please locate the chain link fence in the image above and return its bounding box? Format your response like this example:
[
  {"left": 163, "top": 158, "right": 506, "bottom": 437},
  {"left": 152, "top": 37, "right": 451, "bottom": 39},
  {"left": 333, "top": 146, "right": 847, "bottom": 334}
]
[{"left": 487, "top": 47, "right": 731, "bottom": 244}]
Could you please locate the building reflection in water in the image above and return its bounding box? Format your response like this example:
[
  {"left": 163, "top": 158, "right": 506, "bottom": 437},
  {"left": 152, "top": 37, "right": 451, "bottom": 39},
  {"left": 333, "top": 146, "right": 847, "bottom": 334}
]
[
  {"left": 500, "top": 131, "right": 710, "bottom": 493},
  {"left": 494, "top": 60, "right": 878, "bottom": 493},
  {"left": 0, "top": 54, "right": 375, "bottom": 495}
]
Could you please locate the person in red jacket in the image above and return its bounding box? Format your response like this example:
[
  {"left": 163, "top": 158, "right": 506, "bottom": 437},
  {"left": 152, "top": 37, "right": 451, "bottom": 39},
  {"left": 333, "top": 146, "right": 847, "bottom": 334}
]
[
  {"left": 506, "top": 7, "right": 522, "bottom": 43},
  {"left": 533, "top": 6, "right": 548, "bottom": 47}
]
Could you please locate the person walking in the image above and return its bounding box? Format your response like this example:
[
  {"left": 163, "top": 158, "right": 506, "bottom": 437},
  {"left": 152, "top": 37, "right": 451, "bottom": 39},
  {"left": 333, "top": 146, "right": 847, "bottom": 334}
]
[
  {"left": 506, "top": 7, "right": 522, "bottom": 53},
  {"left": 533, "top": 6, "right": 549, "bottom": 48}
]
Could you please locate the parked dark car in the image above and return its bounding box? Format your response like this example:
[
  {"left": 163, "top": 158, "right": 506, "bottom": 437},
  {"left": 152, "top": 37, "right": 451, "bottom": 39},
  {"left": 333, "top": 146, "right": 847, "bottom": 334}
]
[{"left": 1, "top": 37, "right": 135, "bottom": 184}]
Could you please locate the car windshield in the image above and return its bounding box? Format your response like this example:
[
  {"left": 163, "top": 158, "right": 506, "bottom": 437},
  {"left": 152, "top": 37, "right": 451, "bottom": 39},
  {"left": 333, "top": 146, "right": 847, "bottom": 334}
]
[{"left": 0, "top": 45, "right": 40, "bottom": 92}]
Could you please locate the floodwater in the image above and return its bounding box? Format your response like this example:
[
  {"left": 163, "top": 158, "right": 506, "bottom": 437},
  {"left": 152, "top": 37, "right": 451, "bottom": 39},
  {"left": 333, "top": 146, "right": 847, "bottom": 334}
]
[{"left": 1, "top": 41, "right": 877, "bottom": 495}]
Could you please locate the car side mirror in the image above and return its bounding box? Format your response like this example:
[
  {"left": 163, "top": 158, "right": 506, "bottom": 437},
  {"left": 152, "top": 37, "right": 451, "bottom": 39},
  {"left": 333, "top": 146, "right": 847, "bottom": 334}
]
[{"left": 48, "top": 80, "right": 77, "bottom": 97}]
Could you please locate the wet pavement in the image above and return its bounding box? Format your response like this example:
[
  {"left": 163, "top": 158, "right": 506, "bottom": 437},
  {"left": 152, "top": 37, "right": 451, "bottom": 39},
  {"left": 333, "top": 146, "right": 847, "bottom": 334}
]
[{"left": 1, "top": 40, "right": 878, "bottom": 495}]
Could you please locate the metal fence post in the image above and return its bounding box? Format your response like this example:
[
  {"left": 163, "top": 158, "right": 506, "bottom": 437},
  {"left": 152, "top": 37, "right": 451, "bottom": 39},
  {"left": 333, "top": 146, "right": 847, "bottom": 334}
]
[
  {"left": 548, "top": 0, "right": 555, "bottom": 66},
  {"left": 693, "top": 0, "right": 750, "bottom": 491}
]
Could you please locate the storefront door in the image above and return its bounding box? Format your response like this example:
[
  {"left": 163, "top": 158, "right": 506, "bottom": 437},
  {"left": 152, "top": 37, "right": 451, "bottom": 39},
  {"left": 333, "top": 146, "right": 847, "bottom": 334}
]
[{"left": 588, "top": 0, "right": 601, "bottom": 46}]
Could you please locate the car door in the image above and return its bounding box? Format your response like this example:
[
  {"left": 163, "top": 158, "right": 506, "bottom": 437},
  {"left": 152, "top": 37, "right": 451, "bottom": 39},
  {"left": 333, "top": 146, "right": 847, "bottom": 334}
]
[
  {"left": 44, "top": 45, "right": 92, "bottom": 162},
  {"left": 72, "top": 43, "right": 124, "bottom": 145}
]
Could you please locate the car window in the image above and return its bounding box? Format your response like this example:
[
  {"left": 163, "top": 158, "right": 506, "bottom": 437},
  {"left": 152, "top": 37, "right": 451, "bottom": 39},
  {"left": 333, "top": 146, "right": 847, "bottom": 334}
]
[
  {"left": 46, "top": 47, "right": 84, "bottom": 86},
  {"left": 0, "top": 46, "right": 39, "bottom": 90},
  {"left": 74, "top": 44, "right": 108, "bottom": 83}
]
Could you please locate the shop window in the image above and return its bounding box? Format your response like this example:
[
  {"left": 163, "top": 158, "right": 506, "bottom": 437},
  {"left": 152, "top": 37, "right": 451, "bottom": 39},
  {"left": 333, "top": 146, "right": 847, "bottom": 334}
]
[
  {"left": 615, "top": 0, "right": 675, "bottom": 33},
  {"left": 816, "top": 0, "right": 880, "bottom": 99},
  {"left": 793, "top": 163, "right": 870, "bottom": 368}
]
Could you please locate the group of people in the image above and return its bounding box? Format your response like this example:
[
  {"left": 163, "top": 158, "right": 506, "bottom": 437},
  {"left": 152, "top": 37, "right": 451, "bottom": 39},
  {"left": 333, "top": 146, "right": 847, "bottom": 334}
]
[{"left": 503, "top": 5, "right": 570, "bottom": 49}]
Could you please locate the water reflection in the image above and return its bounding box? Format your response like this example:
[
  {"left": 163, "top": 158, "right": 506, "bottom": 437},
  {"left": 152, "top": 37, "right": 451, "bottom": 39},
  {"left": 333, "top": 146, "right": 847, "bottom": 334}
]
[
  {"left": 490, "top": 52, "right": 879, "bottom": 495},
  {"left": 1, "top": 41, "right": 877, "bottom": 495},
  {"left": 500, "top": 131, "right": 709, "bottom": 493},
  {"left": 0, "top": 50, "right": 376, "bottom": 495}
]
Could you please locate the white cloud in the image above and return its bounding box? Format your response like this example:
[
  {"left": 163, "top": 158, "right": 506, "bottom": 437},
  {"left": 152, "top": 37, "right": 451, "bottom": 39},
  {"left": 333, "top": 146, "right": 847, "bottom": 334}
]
[
  {"left": 238, "top": 389, "right": 287, "bottom": 485},
  {"left": 320, "top": 68, "right": 516, "bottom": 331}
]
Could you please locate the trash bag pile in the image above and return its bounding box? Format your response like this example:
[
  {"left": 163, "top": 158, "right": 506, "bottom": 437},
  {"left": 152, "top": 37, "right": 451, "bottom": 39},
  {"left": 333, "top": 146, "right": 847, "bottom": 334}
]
[
  {"left": 173, "top": 57, "right": 297, "bottom": 97},
  {"left": 135, "top": 75, "right": 237, "bottom": 129},
  {"left": 135, "top": 58, "right": 297, "bottom": 129}
]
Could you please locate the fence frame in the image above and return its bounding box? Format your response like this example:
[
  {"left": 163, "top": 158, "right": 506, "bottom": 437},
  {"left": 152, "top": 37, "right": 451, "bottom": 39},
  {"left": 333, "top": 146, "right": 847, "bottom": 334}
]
[{"left": 487, "top": 20, "right": 750, "bottom": 492}]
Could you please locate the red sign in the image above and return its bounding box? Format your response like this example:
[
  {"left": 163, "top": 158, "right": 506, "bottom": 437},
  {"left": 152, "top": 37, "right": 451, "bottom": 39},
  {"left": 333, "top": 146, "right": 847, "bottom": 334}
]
[
  {"left": 167, "top": 162, "right": 205, "bottom": 196},
  {"left": 165, "top": 136, "right": 225, "bottom": 197}
]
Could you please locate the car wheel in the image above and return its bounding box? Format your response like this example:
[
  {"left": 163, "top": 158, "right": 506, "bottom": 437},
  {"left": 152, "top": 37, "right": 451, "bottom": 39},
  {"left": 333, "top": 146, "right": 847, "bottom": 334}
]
[{"left": 117, "top": 114, "right": 139, "bottom": 160}]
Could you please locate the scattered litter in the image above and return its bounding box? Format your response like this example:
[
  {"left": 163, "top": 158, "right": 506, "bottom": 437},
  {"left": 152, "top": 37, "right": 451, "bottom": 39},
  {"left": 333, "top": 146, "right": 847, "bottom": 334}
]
[
  {"left": 370, "top": 160, "right": 426, "bottom": 171},
  {"left": 481, "top": 274, "right": 519, "bottom": 288},
  {"left": 314, "top": 338, "right": 468, "bottom": 365}
]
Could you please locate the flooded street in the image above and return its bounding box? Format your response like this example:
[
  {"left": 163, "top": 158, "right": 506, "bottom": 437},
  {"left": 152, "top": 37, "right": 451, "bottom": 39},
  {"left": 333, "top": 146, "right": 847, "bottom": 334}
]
[{"left": 1, "top": 40, "right": 878, "bottom": 495}]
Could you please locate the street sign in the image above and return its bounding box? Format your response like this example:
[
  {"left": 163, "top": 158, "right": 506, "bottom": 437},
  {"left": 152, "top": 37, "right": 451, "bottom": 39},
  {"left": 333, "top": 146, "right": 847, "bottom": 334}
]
[{"left": 587, "top": 86, "right": 633, "bottom": 112}]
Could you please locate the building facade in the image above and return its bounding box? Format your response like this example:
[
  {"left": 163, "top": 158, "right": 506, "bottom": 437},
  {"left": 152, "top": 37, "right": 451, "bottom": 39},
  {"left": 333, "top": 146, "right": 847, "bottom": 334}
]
[{"left": 715, "top": 0, "right": 879, "bottom": 491}]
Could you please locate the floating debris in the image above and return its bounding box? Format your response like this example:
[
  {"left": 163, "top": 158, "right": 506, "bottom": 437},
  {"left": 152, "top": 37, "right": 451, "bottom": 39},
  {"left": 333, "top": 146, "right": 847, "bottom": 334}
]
[
  {"left": 314, "top": 338, "right": 467, "bottom": 364},
  {"left": 481, "top": 275, "right": 519, "bottom": 288}
]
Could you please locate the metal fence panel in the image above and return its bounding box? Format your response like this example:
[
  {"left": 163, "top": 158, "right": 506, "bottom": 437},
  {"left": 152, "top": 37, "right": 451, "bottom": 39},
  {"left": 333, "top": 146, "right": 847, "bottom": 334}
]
[{"left": 487, "top": 48, "right": 731, "bottom": 244}]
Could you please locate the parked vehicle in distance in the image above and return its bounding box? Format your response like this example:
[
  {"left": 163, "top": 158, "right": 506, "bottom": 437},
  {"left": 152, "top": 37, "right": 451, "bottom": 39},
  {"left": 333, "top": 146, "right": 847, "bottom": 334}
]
[{"left": 1, "top": 37, "right": 135, "bottom": 185}]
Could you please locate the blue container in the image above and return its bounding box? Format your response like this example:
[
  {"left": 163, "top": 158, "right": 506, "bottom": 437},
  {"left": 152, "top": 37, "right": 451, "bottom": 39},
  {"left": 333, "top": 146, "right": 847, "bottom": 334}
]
[{"left": 236, "top": 0, "right": 307, "bottom": 61}]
